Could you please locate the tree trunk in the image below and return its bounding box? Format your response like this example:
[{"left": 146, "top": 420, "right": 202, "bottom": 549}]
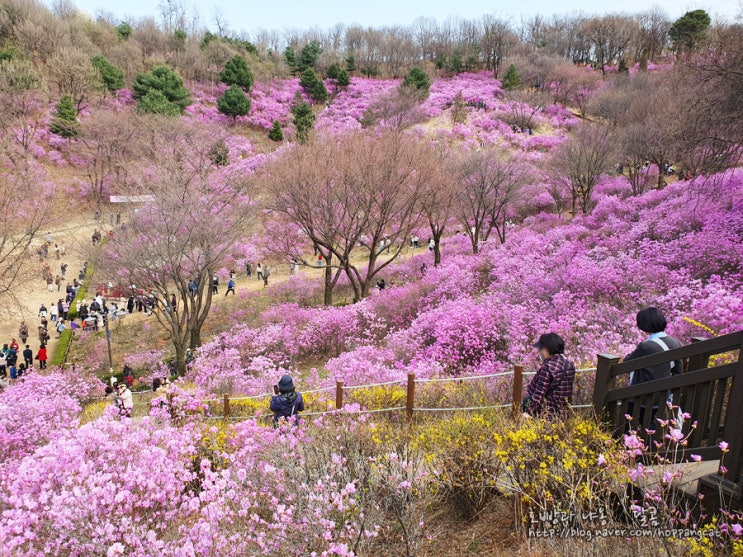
[
  {"left": 189, "top": 328, "right": 201, "bottom": 350},
  {"left": 174, "top": 343, "right": 187, "bottom": 376},
  {"left": 323, "top": 257, "right": 333, "bottom": 306}
]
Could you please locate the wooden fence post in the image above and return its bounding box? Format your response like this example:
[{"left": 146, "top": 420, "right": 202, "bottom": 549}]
[
  {"left": 512, "top": 364, "right": 524, "bottom": 417},
  {"left": 336, "top": 381, "right": 344, "bottom": 410},
  {"left": 406, "top": 373, "right": 415, "bottom": 422},
  {"left": 593, "top": 354, "right": 621, "bottom": 417},
  {"left": 223, "top": 393, "right": 230, "bottom": 419}
]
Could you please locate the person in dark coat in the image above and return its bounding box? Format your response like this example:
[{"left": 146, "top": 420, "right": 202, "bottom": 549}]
[
  {"left": 624, "top": 307, "right": 683, "bottom": 429},
  {"left": 23, "top": 345, "right": 33, "bottom": 368},
  {"left": 624, "top": 307, "right": 683, "bottom": 385},
  {"left": 270, "top": 375, "right": 304, "bottom": 426}
]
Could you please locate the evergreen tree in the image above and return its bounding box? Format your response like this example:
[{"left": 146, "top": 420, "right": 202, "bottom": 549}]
[
  {"left": 284, "top": 46, "right": 298, "bottom": 74},
  {"left": 345, "top": 55, "right": 356, "bottom": 74},
  {"left": 401, "top": 66, "right": 431, "bottom": 97},
  {"left": 49, "top": 94, "right": 78, "bottom": 138},
  {"left": 220, "top": 55, "right": 254, "bottom": 91},
  {"left": 618, "top": 59, "right": 629, "bottom": 74},
  {"left": 669, "top": 10, "right": 711, "bottom": 53},
  {"left": 132, "top": 66, "right": 191, "bottom": 115},
  {"left": 116, "top": 22, "right": 132, "bottom": 41},
  {"left": 326, "top": 63, "right": 341, "bottom": 79},
  {"left": 335, "top": 68, "right": 350, "bottom": 87},
  {"left": 299, "top": 68, "right": 328, "bottom": 103},
  {"left": 291, "top": 94, "right": 315, "bottom": 143},
  {"left": 298, "top": 40, "right": 322, "bottom": 72},
  {"left": 268, "top": 120, "right": 284, "bottom": 142},
  {"left": 502, "top": 64, "right": 521, "bottom": 90},
  {"left": 91, "top": 55, "right": 125, "bottom": 93},
  {"left": 217, "top": 84, "right": 251, "bottom": 121},
  {"left": 134, "top": 90, "right": 182, "bottom": 116}
]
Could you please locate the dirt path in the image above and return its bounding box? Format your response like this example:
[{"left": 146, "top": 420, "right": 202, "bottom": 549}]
[{"left": 0, "top": 214, "right": 107, "bottom": 363}]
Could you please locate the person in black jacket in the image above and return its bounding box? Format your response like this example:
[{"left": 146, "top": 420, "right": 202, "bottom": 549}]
[
  {"left": 624, "top": 307, "right": 683, "bottom": 385},
  {"left": 624, "top": 307, "right": 683, "bottom": 429},
  {"left": 270, "top": 375, "right": 304, "bottom": 426}
]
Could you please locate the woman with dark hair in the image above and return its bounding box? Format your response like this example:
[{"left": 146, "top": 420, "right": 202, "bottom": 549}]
[
  {"left": 523, "top": 333, "right": 576, "bottom": 417},
  {"left": 624, "top": 307, "right": 683, "bottom": 385}
]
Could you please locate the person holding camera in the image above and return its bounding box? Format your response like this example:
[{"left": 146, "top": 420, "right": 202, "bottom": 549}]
[{"left": 270, "top": 375, "right": 304, "bottom": 426}]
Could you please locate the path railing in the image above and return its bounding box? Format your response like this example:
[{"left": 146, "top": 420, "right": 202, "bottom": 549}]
[
  {"left": 592, "top": 331, "right": 743, "bottom": 498},
  {"left": 180, "top": 365, "right": 598, "bottom": 422}
]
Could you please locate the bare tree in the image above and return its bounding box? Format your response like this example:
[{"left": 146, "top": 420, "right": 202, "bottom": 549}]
[
  {"left": 419, "top": 146, "right": 456, "bottom": 266},
  {"left": 481, "top": 15, "right": 516, "bottom": 78},
  {"left": 0, "top": 146, "right": 55, "bottom": 308},
  {"left": 455, "top": 149, "right": 530, "bottom": 253},
  {"left": 549, "top": 123, "right": 614, "bottom": 215},
  {"left": 361, "top": 88, "right": 428, "bottom": 130},
  {"left": 74, "top": 111, "right": 142, "bottom": 210},
  {"left": 95, "top": 122, "right": 253, "bottom": 373},
  {"left": 0, "top": 59, "right": 44, "bottom": 159},
  {"left": 583, "top": 15, "right": 636, "bottom": 76},
  {"left": 267, "top": 131, "right": 435, "bottom": 301},
  {"left": 46, "top": 47, "right": 101, "bottom": 113}
]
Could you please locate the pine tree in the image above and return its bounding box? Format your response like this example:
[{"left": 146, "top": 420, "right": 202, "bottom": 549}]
[
  {"left": 291, "top": 94, "right": 315, "bottom": 143},
  {"left": 298, "top": 40, "right": 322, "bottom": 72},
  {"left": 217, "top": 84, "right": 251, "bottom": 121},
  {"left": 91, "top": 55, "right": 125, "bottom": 93},
  {"left": 268, "top": 120, "right": 284, "bottom": 142},
  {"left": 326, "top": 63, "right": 341, "bottom": 79},
  {"left": 284, "top": 46, "right": 298, "bottom": 74},
  {"left": 401, "top": 67, "right": 431, "bottom": 97},
  {"left": 345, "top": 55, "right": 356, "bottom": 74},
  {"left": 335, "top": 69, "right": 350, "bottom": 87},
  {"left": 299, "top": 68, "right": 328, "bottom": 103},
  {"left": 220, "top": 56, "right": 254, "bottom": 91},
  {"left": 134, "top": 90, "right": 182, "bottom": 116},
  {"left": 132, "top": 66, "right": 191, "bottom": 115},
  {"left": 502, "top": 64, "right": 521, "bottom": 90},
  {"left": 50, "top": 94, "right": 78, "bottom": 137}
]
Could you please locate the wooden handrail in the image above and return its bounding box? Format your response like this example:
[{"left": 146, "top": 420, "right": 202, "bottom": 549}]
[{"left": 609, "top": 331, "right": 743, "bottom": 377}]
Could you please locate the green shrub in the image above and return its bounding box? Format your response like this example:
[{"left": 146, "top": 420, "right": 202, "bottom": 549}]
[{"left": 51, "top": 329, "right": 73, "bottom": 367}]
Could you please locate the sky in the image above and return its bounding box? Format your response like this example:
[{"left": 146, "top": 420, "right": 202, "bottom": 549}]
[{"left": 66, "top": 0, "right": 741, "bottom": 35}]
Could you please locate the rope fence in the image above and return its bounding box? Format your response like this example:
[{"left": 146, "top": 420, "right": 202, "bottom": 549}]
[{"left": 189, "top": 365, "right": 598, "bottom": 422}]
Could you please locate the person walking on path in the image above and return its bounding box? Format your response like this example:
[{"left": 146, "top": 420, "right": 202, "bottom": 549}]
[
  {"left": 523, "top": 333, "right": 576, "bottom": 417},
  {"left": 256, "top": 264, "right": 263, "bottom": 281},
  {"left": 36, "top": 344, "right": 47, "bottom": 370},
  {"left": 263, "top": 265, "right": 271, "bottom": 288},
  {"left": 225, "top": 278, "right": 236, "bottom": 296},
  {"left": 19, "top": 322, "right": 28, "bottom": 344}
]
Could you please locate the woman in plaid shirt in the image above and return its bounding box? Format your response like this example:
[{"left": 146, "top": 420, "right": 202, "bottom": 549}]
[{"left": 523, "top": 333, "right": 576, "bottom": 417}]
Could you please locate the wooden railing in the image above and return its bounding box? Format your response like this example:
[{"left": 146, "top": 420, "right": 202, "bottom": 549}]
[{"left": 592, "top": 331, "right": 743, "bottom": 497}]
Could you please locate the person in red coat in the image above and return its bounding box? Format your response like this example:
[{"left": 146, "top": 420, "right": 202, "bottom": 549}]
[{"left": 36, "top": 344, "right": 48, "bottom": 369}]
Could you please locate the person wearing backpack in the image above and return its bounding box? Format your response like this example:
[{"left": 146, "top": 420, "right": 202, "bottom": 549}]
[
  {"left": 270, "top": 375, "right": 304, "bottom": 426},
  {"left": 624, "top": 307, "right": 683, "bottom": 385},
  {"left": 623, "top": 307, "right": 683, "bottom": 428},
  {"left": 225, "top": 278, "right": 236, "bottom": 296}
]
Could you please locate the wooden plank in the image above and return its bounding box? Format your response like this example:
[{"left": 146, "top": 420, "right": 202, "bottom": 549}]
[
  {"left": 709, "top": 377, "right": 730, "bottom": 445},
  {"left": 611, "top": 331, "right": 743, "bottom": 377},
  {"left": 606, "top": 363, "right": 739, "bottom": 402},
  {"left": 593, "top": 354, "right": 620, "bottom": 415}
]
